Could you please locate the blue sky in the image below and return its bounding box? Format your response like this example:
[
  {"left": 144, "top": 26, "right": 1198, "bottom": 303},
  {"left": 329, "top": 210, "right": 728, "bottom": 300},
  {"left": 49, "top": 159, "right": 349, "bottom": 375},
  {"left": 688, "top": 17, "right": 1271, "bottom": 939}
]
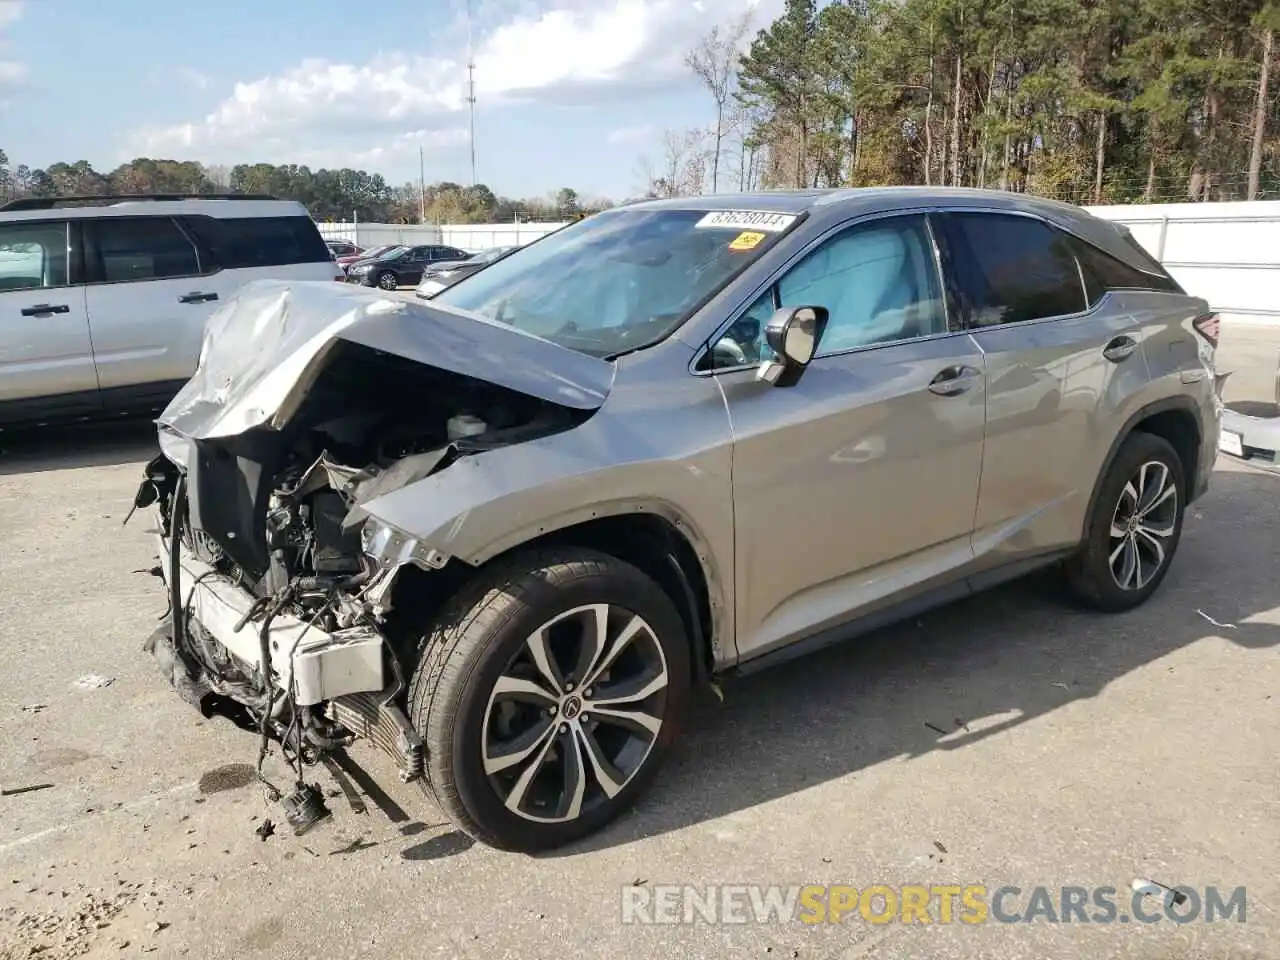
[{"left": 0, "top": 0, "right": 780, "bottom": 201}]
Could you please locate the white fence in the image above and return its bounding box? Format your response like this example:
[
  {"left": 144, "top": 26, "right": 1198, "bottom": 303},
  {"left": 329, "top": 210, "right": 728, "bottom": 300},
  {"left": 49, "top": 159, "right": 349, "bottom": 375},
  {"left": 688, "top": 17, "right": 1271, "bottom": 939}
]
[
  {"left": 318, "top": 201, "right": 1280, "bottom": 325},
  {"left": 316, "top": 220, "right": 568, "bottom": 252},
  {"left": 1087, "top": 200, "right": 1280, "bottom": 326}
]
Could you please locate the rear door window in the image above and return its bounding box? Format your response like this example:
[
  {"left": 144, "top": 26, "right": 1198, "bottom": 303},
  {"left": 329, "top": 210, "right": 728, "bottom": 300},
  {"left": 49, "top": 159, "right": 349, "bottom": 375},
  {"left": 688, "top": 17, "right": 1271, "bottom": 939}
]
[
  {"left": 181, "top": 215, "right": 332, "bottom": 269},
  {"left": 87, "top": 217, "right": 200, "bottom": 283},
  {"left": 941, "top": 212, "right": 1087, "bottom": 326}
]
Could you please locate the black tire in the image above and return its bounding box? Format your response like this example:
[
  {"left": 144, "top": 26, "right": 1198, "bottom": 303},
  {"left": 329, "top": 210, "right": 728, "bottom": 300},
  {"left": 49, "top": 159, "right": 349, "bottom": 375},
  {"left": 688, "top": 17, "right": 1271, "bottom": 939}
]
[
  {"left": 1065, "top": 431, "right": 1186, "bottom": 612},
  {"left": 377, "top": 270, "right": 398, "bottom": 290},
  {"left": 407, "top": 547, "right": 692, "bottom": 852}
]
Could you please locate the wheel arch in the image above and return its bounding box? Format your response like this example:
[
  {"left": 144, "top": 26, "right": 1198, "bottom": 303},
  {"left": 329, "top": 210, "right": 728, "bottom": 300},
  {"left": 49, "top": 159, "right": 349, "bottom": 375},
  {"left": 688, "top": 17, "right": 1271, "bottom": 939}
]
[
  {"left": 1081, "top": 396, "right": 1203, "bottom": 540},
  {"left": 386, "top": 508, "right": 724, "bottom": 689}
]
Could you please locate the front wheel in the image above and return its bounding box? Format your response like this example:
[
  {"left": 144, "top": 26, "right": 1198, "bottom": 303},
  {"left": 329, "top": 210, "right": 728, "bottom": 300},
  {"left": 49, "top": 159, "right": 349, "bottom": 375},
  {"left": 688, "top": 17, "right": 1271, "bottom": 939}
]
[
  {"left": 1065, "top": 431, "right": 1186, "bottom": 612},
  {"left": 407, "top": 548, "right": 692, "bottom": 852},
  {"left": 377, "top": 270, "right": 399, "bottom": 290}
]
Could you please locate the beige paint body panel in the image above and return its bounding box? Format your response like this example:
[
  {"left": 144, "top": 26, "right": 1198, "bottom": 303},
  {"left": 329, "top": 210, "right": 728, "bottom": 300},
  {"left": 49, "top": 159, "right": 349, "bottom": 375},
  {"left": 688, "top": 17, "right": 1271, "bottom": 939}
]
[{"left": 720, "top": 332, "right": 987, "bottom": 660}]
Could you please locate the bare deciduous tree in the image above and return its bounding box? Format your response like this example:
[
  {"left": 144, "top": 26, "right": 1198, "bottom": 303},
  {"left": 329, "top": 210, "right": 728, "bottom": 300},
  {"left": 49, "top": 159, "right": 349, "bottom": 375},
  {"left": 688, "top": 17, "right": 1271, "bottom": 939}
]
[
  {"left": 685, "top": 12, "right": 754, "bottom": 193},
  {"left": 635, "top": 129, "right": 712, "bottom": 198}
]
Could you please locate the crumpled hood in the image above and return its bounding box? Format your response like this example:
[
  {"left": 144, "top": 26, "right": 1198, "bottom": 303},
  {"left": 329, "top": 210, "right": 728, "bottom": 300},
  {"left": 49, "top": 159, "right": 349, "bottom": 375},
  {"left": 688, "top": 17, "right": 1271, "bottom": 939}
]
[{"left": 157, "top": 280, "right": 616, "bottom": 442}]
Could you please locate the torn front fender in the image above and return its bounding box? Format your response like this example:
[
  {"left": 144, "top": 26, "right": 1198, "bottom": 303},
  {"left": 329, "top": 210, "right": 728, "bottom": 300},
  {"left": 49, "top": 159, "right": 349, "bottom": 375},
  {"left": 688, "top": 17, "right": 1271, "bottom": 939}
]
[{"left": 157, "top": 280, "right": 616, "bottom": 443}]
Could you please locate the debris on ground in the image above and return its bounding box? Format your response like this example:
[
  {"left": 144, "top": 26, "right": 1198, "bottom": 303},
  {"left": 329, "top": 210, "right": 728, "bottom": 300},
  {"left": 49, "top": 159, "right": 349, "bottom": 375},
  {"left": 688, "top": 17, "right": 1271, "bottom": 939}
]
[
  {"left": 1, "top": 782, "right": 54, "bottom": 797},
  {"left": 933, "top": 840, "right": 948, "bottom": 854},
  {"left": 280, "top": 782, "right": 330, "bottom": 836},
  {"left": 145, "top": 920, "right": 168, "bottom": 934},
  {"left": 1131, "top": 877, "right": 1189, "bottom": 906},
  {"left": 1052, "top": 681, "right": 1071, "bottom": 690},
  {"left": 254, "top": 819, "right": 275, "bottom": 842},
  {"left": 924, "top": 721, "right": 948, "bottom": 735},
  {"left": 19, "top": 703, "right": 47, "bottom": 714},
  {"left": 328, "top": 836, "right": 377, "bottom": 856},
  {"left": 73, "top": 675, "right": 115, "bottom": 690},
  {"left": 1196, "top": 609, "right": 1238, "bottom": 630}
]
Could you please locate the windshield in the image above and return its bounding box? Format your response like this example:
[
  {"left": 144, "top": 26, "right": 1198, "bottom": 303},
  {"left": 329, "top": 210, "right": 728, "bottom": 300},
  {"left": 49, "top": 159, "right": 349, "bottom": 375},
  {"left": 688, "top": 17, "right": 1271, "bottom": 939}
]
[
  {"left": 432, "top": 208, "right": 796, "bottom": 357},
  {"left": 375, "top": 245, "right": 407, "bottom": 260}
]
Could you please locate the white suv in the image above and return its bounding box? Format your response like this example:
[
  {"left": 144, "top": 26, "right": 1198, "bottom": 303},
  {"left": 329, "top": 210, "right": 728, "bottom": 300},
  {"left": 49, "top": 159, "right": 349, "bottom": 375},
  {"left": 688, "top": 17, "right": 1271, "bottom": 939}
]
[{"left": 0, "top": 194, "right": 342, "bottom": 428}]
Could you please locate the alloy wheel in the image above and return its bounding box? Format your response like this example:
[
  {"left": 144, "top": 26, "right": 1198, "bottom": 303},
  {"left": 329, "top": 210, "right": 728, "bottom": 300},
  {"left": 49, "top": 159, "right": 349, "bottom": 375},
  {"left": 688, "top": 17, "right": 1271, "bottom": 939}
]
[
  {"left": 378, "top": 272, "right": 397, "bottom": 290},
  {"left": 1108, "top": 459, "right": 1179, "bottom": 591},
  {"left": 480, "top": 603, "right": 670, "bottom": 824}
]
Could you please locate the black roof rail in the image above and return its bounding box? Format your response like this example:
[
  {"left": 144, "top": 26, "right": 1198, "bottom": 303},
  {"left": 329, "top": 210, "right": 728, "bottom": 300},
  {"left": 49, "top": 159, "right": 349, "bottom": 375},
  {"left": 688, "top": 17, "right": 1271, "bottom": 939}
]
[{"left": 0, "top": 193, "right": 281, "bottom": 212}]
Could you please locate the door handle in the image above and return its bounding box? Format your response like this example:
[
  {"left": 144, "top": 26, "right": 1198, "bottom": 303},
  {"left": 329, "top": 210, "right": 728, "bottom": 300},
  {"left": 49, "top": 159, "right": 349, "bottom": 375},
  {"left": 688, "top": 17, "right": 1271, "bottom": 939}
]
[
  {"left": 1102, "top": 335, "right": 1137, "bottom": 362},
  {"left": 927, "top": 365, "right": 982, "bottom": 396},
  {"left": 178, "top": 291, "right": 219, "bottom": 304},
  {"left": 20, "top": 303, "right": 70, "bottom": 317}
]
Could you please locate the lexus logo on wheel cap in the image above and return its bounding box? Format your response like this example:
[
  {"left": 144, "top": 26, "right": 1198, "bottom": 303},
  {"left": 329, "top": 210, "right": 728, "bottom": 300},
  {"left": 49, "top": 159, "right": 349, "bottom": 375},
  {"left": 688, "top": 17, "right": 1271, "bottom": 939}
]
[{"left": 561, "top": 696, "right": 582, "bottom": 720}]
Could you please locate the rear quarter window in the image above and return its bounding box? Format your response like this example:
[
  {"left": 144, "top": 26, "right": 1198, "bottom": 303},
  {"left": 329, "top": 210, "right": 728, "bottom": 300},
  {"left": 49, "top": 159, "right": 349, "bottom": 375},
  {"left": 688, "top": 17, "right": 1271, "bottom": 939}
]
[
  {"left": 1069, "top": 233, "right": 1183, "bottom": 302},
  {"left": 182, "top": 215, "right": 332, "bottom": 269}
]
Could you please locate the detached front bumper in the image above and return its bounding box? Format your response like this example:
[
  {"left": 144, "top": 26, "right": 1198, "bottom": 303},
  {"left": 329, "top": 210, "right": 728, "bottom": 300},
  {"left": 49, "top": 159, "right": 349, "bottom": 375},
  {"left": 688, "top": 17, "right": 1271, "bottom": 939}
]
[
  {"left": 1220, "top": 406, "right": 1280, "bottom": 465},
  {"left": 1217, "top": 353, "right": 1280, "bottom": 466},
  {"left": 155, "top": 529, "right": 385, "bottom": 706}
]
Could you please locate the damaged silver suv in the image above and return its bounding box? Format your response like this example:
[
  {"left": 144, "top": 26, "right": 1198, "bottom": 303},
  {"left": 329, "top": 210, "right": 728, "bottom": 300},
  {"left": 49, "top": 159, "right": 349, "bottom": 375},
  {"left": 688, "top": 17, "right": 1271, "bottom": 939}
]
[{"left": 134, "top": 188, "right": 1223, "bottom": 851}]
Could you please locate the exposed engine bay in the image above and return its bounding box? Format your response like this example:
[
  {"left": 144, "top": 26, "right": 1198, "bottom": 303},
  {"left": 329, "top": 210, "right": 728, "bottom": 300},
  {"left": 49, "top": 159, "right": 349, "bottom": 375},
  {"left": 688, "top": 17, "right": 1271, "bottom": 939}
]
[{"left": 135, "top": 339, "right": 592, "bottom": 815}]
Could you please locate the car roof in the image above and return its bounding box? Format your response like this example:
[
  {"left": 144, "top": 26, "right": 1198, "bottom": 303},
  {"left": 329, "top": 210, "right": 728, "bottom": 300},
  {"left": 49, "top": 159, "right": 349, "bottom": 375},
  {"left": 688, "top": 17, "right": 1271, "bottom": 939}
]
[
  {"left": 0, "top": 196, "right": 313, "bottom": 223},
  {"left": 616, "top": 190, "right": 832, "bottom": 215},
  {"left": 615, "top": 186, "right": 1098, "bottom": 219}
]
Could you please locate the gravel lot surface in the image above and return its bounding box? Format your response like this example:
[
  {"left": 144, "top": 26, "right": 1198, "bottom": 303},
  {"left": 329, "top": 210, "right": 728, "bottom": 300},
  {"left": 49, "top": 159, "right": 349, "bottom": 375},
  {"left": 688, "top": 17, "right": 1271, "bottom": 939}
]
[{"left": 0, "top": 325, "right": 1277, "bottom": 960}]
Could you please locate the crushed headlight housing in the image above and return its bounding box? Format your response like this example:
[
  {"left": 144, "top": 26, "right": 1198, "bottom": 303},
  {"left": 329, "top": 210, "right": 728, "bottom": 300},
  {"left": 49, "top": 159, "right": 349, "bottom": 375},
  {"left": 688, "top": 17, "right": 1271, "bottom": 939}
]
[{"left": 361, "top": 517, "right": 449, "bottom": 571}]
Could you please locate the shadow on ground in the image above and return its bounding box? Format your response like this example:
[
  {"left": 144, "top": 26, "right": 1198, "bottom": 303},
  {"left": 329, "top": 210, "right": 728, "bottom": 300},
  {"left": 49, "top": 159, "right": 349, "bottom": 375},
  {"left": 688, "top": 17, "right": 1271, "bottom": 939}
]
[
  {"left": 1226, "top": 400, "right": 1279, "bottom": 419},
  {"left": 0, "top": 419, "right": 160, "bottom": 476},
  {"left": 543, "top": 465, "right": 1280, "bottom": 856}
]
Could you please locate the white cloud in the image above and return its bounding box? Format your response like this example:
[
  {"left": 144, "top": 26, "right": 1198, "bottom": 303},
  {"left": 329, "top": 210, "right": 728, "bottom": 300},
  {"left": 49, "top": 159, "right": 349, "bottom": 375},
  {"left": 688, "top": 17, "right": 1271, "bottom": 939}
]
[
  {"left": 349, "top": 127, "right": 470, "bottom": 171},
  {"left": 125, "top": 0, "right": 780, "bottom": 169},
  {"left": 0, "top": 0, "right": 23, "bottom": 89}
]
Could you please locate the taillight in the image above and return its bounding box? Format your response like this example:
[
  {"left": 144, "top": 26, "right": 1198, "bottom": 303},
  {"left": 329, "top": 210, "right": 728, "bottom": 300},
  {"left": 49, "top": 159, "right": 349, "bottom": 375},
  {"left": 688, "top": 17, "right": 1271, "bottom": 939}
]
[{"left": 1192, "top": 312, "right": 1219, "bottom": 348}]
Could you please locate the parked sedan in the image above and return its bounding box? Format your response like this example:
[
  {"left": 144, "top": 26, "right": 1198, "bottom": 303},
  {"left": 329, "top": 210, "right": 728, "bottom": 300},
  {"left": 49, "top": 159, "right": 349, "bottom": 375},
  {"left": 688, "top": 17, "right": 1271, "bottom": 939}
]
[
  {"left": 338, "top": 244, "right": 397, "bottom": 270},
  {"left": 342, "top": 244, "right": 406, "bottom": 273},
  {"left": 346, "top": 244, "right": 470, "bottom": 289},
  {"left": 415, "top": 245, "right": 519, "bottom": 298}
]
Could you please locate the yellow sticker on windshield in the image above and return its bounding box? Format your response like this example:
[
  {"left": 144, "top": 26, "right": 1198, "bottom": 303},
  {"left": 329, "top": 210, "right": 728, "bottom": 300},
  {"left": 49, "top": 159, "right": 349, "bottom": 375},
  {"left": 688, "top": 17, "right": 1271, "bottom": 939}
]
[{"left": 729, "top": 230, "right": 766, "bottom": 251}]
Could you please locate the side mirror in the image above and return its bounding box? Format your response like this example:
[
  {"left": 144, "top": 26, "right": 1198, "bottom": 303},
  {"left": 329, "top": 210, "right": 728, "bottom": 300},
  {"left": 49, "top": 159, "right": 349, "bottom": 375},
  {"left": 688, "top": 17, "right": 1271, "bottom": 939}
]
[{"left": 758, "top": 306, "right": 828, "bottom": 387}]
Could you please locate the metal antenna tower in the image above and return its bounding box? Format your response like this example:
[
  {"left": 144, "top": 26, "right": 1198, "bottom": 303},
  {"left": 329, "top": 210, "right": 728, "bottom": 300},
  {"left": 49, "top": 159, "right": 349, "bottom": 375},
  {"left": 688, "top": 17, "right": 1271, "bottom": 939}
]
[{"left": 466, "top": 0, "right": 477, "bottom": 186}]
